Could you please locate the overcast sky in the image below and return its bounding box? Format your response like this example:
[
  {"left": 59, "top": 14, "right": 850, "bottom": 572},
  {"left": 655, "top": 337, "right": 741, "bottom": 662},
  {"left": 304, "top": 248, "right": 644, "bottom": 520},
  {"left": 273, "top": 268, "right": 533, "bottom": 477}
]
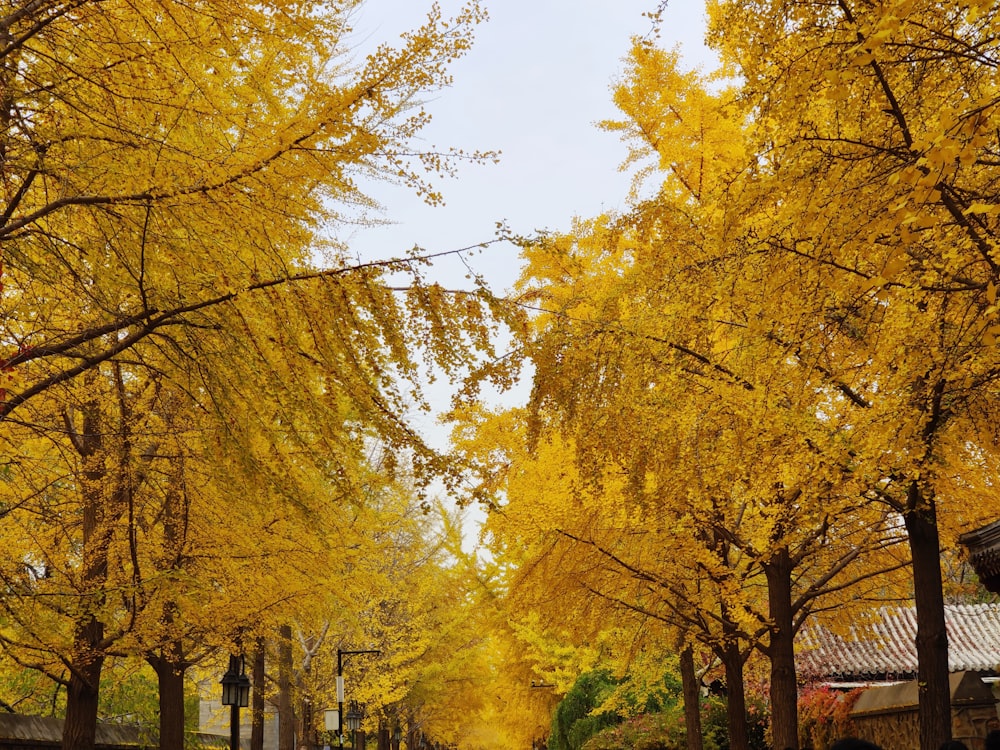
[{"left": 346, "top": 1, "right": 716, "bottom": 293}]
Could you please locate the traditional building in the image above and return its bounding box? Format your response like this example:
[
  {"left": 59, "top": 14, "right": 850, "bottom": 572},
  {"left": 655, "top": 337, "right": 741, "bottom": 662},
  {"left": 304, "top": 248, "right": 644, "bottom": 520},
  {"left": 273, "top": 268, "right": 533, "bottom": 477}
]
[
  {"left": 796, "top": 604, "right": 1000, "bottom": 749},
  {"left": 796, "top": 603, "right": 1000, "bottom": 687}
]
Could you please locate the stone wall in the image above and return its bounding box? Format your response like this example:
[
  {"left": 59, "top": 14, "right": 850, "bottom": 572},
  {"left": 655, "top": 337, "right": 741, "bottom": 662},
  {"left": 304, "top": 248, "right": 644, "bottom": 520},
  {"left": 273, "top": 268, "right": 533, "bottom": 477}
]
[
  {"left": 849, "top": 671, "right": 998, "bottom": 750},
  {"left": 0, "top": 713, "right": 226, "bottom": 750}
]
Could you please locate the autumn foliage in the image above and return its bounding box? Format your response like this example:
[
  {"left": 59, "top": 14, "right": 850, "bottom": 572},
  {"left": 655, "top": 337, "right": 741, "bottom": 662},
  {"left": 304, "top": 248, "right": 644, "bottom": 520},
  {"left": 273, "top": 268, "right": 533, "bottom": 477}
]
[
  {"left": 5, "top": 2, "right": 1000, "bottom": 750},
  {"left": 462, "top": 2, "right": 1000, "bottom": 750},
  {"left": 0, "top": 1, "right": 522, "bottom": 749}
]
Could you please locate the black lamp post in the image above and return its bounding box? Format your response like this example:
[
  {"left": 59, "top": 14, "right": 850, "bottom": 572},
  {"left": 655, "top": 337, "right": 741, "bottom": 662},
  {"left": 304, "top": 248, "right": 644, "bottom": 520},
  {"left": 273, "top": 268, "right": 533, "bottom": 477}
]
[{"left": 221, "top": 654, "right": 251, "bottom": 750}]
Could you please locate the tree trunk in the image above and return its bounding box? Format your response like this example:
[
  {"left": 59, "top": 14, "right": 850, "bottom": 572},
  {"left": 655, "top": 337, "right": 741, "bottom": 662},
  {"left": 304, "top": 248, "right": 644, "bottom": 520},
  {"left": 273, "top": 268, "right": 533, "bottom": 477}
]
[
  {"left": 679, "top": 645, "right": 703, "bottom": 750},
  {"left": 720, "top": 637, "right": 749, "bottom": 750},
  {"left": 61, "top": 617, "right": 104, "bottom": 750},
  {"left": 904, "top": 485, "right": 951, "bottom": 750},
  {"left": 150, "top": 652, "right": 186, "bottom": 750},
  {"left": 764, "top": 547, "right": 798, "bottom": 750},
  {"left": 251, "top": 640, "right": 266, "bottom": 750},
  {"left": 152, "top": 476, "right": 190, "bottom": 750},
  {"left": 63, "top": 400, "right": 111, "bottom": 750},
  {"left": 300, "top": 695, "right": 314, "bottom": 750},
  {"left": 278, "top": 625, "right": 295, "bottom": 750}
]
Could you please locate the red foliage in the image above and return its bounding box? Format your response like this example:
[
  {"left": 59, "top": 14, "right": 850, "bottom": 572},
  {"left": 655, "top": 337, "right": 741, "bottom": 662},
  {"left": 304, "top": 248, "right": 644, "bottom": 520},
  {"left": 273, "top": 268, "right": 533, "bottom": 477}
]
[{"left": 798, "top": 685, "right": 864, "bottom": 750}]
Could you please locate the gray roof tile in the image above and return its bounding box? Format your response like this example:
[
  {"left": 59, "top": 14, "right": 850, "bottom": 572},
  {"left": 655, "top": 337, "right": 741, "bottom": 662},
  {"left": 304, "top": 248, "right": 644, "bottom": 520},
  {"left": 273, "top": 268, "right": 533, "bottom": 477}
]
[{"left": 796, "top": 604, "right": 1000, "bottom": 679}]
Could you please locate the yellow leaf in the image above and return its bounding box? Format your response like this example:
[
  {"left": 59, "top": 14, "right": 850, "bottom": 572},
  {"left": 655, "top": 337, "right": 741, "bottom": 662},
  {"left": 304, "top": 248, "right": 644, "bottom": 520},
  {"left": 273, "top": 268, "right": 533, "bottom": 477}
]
[{"left": 882, "top": 254, "right": 907, "bottom": 280}]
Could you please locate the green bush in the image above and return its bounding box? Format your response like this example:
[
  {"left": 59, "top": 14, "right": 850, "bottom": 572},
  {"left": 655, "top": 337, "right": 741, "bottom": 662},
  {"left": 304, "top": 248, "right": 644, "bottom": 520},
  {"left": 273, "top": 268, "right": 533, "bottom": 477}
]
[
  {"left": 550, "top": 670, "right": 621, "bottom": 750},
  {"left": 579, "top": 693, "right": 774, "bottom": 750},
  {"left": 548, "top": 662, "right": 773, "bottom": 750},
  {"left": 582, "top": 710, "right": 685, "bottom": 750}
]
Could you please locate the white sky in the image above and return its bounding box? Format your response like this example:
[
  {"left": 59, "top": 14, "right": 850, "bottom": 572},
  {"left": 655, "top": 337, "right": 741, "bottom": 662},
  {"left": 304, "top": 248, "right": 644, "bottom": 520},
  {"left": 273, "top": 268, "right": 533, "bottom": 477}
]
[{"left": 347, "top": 1, "right": 716, "bottom": 295}]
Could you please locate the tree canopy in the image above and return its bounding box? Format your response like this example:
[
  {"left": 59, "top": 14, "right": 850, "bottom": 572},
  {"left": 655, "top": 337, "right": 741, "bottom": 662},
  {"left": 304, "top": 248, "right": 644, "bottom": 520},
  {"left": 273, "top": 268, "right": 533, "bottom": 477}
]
[
  {"left": 0, "top": 1, "right": 526, "bottom": 749},
  {"left": 6, "top": 2, "right": 1000, "bottom": 750},
  {"left": 460, "top": 3, "right": 1000, "bottom": 749}
]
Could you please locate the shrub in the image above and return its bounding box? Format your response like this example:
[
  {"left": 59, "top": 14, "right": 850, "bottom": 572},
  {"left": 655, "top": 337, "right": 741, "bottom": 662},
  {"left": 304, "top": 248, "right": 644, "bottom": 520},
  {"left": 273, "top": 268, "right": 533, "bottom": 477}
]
[
  {"left": 798, "top": 685, "right": 864, "bottom": 750},
  {"left": 582, "top": 704, "right": 687, "bottom": 750},
  {"left": 550, "top": 670, "right": 621, "bottom": 750}
]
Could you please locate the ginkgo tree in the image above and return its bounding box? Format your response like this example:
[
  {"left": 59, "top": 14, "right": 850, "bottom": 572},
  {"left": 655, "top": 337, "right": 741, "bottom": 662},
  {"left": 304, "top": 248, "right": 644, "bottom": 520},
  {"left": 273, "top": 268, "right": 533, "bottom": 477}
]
[
  {"left": 483, "top": 53, "right": 887, "bottom": 750},
  {"left": 0, "top": 358, "right": 389, "bottom": 749},
  {"left": 699, "top": 1, "right": 1000, "bottom": 746},
  {"left": 460, "top": 381, "right": 905, "bottom": 750},
  {"left": 0, "top": 2, "right": 529, "bottom": 750},
  {"left": 540, "top": 3, "right": 1000, "bottom": 747},
  {"left": 298, "top": 494, "right": 543, "bottom": 750},
  {"left": 453, "top": 11, "right": 1000, "bottom": 748},
  {"left": 0, "top": 0, "right": 511, "bottom": 424}
]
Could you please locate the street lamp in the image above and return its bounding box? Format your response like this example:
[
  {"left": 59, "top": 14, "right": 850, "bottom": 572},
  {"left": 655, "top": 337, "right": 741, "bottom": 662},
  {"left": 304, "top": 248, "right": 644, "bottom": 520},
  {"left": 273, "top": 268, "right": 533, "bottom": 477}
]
[
  {"left": 221, "top": 654, "right": 251, "bottom": 750},
  {"left": 345, "top": 701, "right": 363, "bottom": 750},
  {"left": 345, "top": 701, "right": 363, "bottom": 732}
]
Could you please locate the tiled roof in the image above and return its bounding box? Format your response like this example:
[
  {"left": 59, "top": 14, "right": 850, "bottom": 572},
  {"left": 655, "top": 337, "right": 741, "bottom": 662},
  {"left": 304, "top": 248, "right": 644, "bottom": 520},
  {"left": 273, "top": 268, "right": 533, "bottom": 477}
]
[{"left": 796, "top": 604, "right": 1000, "bottom": 679}]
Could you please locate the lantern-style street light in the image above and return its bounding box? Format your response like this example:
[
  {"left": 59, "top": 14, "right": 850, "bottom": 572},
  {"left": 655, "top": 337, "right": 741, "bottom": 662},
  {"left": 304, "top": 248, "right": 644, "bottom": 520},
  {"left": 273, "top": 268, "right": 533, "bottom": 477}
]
[
  {"left": 345, "top": 701, "right": 363, "bottom": 750},
  {"left": 221, "top": 654, "right": 251, "bottom": 750}
]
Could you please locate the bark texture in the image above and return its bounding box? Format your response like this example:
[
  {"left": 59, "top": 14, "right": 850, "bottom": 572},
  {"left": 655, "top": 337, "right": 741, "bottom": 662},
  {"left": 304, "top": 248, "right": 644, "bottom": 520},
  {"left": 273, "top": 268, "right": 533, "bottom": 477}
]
[
  {"left": 905, "top": 485, "right": 951, "bottom": 750},
  {"left": 765, "top": 547, "right": 799, "bottom": 750},
  {"left": 680, "top": 645, "right": 704, "bottom": 750}
]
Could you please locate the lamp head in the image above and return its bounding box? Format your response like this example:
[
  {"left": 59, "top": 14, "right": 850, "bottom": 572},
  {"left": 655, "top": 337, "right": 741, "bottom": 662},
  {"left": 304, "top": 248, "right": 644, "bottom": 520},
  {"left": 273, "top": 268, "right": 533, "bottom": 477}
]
[
  {"left": 345, "top": 701, "right": 363, "bottom": 731},
  {"left": 221, "top": 655, "right": 251, "bottom": 707}
]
